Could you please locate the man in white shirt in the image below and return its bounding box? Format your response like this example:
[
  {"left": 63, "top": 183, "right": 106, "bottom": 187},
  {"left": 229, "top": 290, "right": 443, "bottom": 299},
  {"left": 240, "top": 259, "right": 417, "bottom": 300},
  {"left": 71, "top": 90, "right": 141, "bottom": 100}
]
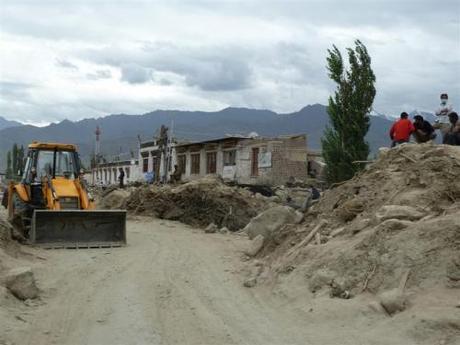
[{"left": 434, "top": 93, "right": 454, "bottom": 138}]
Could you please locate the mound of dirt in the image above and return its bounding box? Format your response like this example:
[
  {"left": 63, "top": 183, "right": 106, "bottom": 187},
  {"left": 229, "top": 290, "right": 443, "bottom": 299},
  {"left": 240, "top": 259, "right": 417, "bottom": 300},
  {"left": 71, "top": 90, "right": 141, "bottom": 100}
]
[
  {"left": 126, "top": 177, "right": 272, "bottom": 231},
  {"left": 97, "top": 188, "right": 133, "bottom": 210},
  {"left": 0, "top": 213, "right": 12, "bottom": 249},
  {"left": 257, "top": 143, "right": 460, "bottom": 297}
]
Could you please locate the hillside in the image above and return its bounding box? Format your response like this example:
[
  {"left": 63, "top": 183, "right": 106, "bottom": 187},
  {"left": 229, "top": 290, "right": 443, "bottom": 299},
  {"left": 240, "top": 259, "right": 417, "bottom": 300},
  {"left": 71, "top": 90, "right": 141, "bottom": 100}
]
[
  {"left": 0, "top": 116, "right": 22, "bottom": 131},
  {"left": 0, "top": 105, "right": 393, "bottom": 170}
]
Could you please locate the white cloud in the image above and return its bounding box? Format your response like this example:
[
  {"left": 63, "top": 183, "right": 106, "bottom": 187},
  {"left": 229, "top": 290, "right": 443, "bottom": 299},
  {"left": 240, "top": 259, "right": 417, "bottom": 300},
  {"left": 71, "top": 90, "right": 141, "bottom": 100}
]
[{"left": 0, "top": 0, "right": 459, "bottom": 124}]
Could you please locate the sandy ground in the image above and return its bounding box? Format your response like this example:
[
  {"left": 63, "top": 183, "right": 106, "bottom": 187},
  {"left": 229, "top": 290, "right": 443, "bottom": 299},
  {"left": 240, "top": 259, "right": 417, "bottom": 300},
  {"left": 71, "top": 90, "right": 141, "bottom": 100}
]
[{"left": 1, "top": 215, "right": 459, "bottom": 345}]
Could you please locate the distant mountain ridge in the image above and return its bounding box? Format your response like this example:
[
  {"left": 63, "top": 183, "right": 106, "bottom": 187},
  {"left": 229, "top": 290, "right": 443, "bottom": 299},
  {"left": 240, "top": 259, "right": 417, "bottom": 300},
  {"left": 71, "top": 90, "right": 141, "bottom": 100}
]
[
  {"left": 0, "top": 104, "right": 410, "bottom": 170},
  {"left": 0, "top": 116, "right": 22, "bottom": 131}
]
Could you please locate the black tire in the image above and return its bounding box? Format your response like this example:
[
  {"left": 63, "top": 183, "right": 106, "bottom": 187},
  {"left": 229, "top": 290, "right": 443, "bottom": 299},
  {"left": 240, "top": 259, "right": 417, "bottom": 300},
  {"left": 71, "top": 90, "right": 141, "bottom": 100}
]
[{"left": 10, "top": 193, "right": 31, "bottom": 239}]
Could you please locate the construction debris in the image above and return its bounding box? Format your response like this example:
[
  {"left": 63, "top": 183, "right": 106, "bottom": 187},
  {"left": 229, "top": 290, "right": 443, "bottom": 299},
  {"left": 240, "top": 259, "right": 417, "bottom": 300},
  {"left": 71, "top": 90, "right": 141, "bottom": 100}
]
[
  {"left": 205, "top": 223, "right": 218, "bottom": 234},
  {"left": 243, "top": 234, "right": 265, "bottom": 257},
  {"left": 254, "top": 143, "right": 460, "bottom": 299},
  {"left": 96, "top": 188, "right": 132, "bottom": 210},
  {"left": 243, "top": 206, "right": 303, "bottom": 240},
  {"left": 4, "top": 267, "right": 39, "bottom": 300},
  {"left": 124, "top": 176, "right": 272, "bottom": 231}
]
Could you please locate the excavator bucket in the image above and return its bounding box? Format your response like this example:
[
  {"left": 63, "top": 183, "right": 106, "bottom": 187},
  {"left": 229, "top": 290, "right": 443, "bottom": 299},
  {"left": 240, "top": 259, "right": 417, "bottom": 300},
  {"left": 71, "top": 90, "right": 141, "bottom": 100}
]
[{"left": 30, "top": 210, "right": 127, "bottom": 249}]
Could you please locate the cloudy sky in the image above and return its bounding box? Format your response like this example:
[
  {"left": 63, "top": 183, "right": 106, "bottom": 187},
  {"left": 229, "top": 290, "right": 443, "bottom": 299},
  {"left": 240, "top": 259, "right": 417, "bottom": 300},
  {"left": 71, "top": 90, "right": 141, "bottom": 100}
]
[{"left": 0, "top": 0, "right": 459, "bottom": 125}]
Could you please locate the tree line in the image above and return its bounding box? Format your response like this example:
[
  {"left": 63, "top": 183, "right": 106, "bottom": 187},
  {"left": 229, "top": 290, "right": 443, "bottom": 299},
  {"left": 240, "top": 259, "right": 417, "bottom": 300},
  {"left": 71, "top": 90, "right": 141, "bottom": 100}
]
[{"left": 5, "top": 143, "right": 26, "bottom": 179}]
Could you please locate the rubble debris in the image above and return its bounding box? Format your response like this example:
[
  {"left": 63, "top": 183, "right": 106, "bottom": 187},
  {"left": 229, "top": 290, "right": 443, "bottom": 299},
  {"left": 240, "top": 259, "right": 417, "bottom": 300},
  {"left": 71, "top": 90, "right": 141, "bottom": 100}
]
[
  {"left": 205, "top": 223, "right": 218, "bottom": 234},
  {"left": 97, "top": 188, "right": 132, "bottom": 210},
  {"left": 219, "top": 227, "right": 230, "bottom": 234},
  {"left": 243, "top": 235, "right": 265, "bottom": 257},
  {"left": 243, "top": 206, "right": 303, "bottom": 240},
  {"left": 379, "top": 288, "right": 408, "bottom": 315},
  {"left": 243, "top": 277, "right": 257, "bottom": 288},
  {"left": 0, "top": 216, "right": 13, "bottom": 245},
  {"left": 125, "top": 177, "right": 270, "bottom": 230},
  {"left": 309, "top": 269, "right": 337, "bottom": 293},
  {"left": 253, "top": 144, "right": 460, "bottom": 298},
  {"left": 335, "top": 198, "right": 365, "bottom": 222},
  {"left": 375, "top": 205, "right": 424, "bottom": 221},
  {"left": 4, "top": 267, "right": 39, "bottom": 300}
]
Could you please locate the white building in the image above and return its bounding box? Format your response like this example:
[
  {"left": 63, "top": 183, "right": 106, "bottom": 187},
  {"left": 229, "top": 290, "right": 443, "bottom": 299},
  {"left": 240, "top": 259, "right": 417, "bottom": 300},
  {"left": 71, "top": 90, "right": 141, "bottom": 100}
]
[
  {"left": 91, "top": 159, "right": 141, "bottom": 185},
  {"left": 90, "top": 134, "right": 309, "bottom": 187}
]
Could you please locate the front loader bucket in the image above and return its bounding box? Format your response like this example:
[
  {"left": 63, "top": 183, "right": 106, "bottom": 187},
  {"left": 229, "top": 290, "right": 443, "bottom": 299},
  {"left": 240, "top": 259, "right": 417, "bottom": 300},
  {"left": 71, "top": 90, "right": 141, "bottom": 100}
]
[{"left": 30, "top": 210, "right": 127, "bottom": 249}]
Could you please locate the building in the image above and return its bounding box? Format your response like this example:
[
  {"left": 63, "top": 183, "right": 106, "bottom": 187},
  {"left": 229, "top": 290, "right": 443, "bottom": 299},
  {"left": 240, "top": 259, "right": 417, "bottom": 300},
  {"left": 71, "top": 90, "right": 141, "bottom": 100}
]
[
  {"left": 91, "top": 159, "right": 140, "bottom": 185},
  {"left": 91, "top": 134, "right": 309, "bottom": 187},
  {"left": 139, "top": 134, "right": 308, "bottom": 186},
  {"left": 138, "top": 139, "right": 177, "bottom": 183}
]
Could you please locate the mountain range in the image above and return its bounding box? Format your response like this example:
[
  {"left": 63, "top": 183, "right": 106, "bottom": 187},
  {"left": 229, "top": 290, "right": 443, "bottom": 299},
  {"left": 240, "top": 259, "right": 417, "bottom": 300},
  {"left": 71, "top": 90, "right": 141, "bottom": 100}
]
[
  {"left": 0, "top": 104, "right": 419, "bottom": 171},
  {"left": 0, "top": 116, "right": 22, "bottom": 131}
]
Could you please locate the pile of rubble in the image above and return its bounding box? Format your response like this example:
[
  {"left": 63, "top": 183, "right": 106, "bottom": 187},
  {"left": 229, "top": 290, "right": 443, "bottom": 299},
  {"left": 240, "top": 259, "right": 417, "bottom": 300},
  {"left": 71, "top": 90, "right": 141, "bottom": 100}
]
[
  {"left": 125, "top": 177, "right": 273, "bottom": 231},
  {"left": 0, "top": 213, "right": 39, "bottom": 302},
  {"left": 244, "top": 143, "right": 460, "bottom": 305}
]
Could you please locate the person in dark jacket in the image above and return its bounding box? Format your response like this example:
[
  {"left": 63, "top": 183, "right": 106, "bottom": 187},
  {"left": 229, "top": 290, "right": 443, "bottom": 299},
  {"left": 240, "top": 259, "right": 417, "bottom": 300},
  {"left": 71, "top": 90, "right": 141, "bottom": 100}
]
[
  {"left": 118, "top": 168, "right": 125, "bottom": 188},
  {"left": 412, "top": 115, "right": 436, "bottom": 143},
  {"left": 389, "top": 112, "right": 415, "bottom": 147},
  {"left": 443, "top": 112, "right": 460, "bottom": 146}
]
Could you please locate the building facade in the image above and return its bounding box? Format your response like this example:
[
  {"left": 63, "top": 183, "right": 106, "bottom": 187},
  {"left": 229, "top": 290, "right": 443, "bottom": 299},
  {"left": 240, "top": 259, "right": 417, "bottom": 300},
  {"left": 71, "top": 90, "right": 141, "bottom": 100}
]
[
  {"left": 90, "top": 134, "right": 309, "bottom": 186},
  {"left": 173, "top": 134, "right": 308, "bottom": 186},
  {"left": 91, "top": 159, "right": 140, "bottom": 186}
]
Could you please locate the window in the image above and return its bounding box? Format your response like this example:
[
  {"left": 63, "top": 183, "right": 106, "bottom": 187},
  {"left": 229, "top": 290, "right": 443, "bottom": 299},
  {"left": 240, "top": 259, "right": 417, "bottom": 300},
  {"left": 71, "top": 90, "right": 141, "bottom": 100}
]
[
  {"left": 36, "top": 150, "right": 77, "bottom": 179},
  {"left": 223, "top": 150, "right": 236, "bottom": 166},
  {"left": 125, "top": 167, "right": 130, "bottom": 179},
  {"left": 191, "top": 153, "right": 200, "bottom": 174},
  {"left": 206, "top": 152, "right": 217, "bottom": 174},
  {"left": 251, "top": 147, "right": 259, "bottom": 176},
  {"left": 143, "top": 158, "right": 148, "bottom": 173},
  {"left": 177, "top": 155, "right": 186, "bottom": 174}
]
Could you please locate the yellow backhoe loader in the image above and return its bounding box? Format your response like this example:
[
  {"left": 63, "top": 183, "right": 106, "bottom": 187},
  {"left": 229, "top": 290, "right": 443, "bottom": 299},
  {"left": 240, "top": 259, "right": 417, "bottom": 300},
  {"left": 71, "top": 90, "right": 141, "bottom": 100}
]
[{"left": 5, "top": 142, "right": 126, "bottom": 248}]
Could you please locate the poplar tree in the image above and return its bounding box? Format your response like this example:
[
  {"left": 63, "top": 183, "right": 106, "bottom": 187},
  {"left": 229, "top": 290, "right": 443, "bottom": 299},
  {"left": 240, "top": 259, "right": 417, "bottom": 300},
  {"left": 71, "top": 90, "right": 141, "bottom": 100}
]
[
  {"left": 321, "top": 40, "right": 376, "bottom": 184},
  {"left": 11, "top": 143, "right": 18, "bottom": 176},
  {"left": 6, "top": 151, "right": 12, "bottom": 178}
]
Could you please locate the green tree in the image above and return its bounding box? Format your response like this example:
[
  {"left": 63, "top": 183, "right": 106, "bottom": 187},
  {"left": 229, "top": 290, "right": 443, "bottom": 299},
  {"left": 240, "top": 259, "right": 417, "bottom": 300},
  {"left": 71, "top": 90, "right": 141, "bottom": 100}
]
[
  {"left": 321, "top": 40, "right": 376, "bottom": 184},
  {"left": 6, "top": 151, "right": 12, "bottom": 179},
  {"left": 11, "top": 143, "right": 18, "bottom": 176},
  {"left": 17, "top": 145, "right": 25, "bottom": 176}
]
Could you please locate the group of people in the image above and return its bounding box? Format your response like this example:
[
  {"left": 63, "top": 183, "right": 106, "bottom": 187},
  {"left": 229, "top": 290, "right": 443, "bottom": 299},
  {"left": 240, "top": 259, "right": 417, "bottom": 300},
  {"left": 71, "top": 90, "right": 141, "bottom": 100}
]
[{"left": 389, "top": 93, "right": 460, "bottom": 147}]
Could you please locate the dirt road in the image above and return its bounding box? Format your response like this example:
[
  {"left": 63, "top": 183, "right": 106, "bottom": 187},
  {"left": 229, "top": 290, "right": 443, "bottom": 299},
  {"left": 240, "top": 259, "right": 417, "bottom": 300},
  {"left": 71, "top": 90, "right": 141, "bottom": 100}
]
[
  {"left": 3, "top": 216, "right": 457, "bottom": 345},
  {"left": 2, "top": 217, "right": 319, "bottom": 345}
]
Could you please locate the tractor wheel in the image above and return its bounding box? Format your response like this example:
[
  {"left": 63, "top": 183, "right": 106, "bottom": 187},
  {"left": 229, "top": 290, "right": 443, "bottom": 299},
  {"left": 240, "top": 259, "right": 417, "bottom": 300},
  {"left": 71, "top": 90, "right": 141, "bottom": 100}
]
[{"left": 9, "top": 193, "right": 30, "bottom": 240}]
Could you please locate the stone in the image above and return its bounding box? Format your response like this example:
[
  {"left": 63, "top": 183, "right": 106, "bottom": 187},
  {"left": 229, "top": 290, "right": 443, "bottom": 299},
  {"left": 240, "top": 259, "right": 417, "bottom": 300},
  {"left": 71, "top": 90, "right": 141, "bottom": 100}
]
[
  {"left": 204, "top": 223, "right": 218, "bottom": 233},
  {"left": 379, "top": 288, "right": 407, "bottom": 315},
  {"left": 446, "top": 255, "right": 460, "bottom": 282},
  {"left": 309, "top": 269, "right": 337, "bottom": 293},
  {"left": 374, "top": 219, "right": 413, "bottom": 233},
  {"left": 349, "top": 218, "right": 371, "bottom": 234},
  {"left": 375, "top": 205, "right": 424, "bottom": 222},
  {"left": 243, "top": 277, "right": 257, "bottom": 288},
  {"left": 243, "top": 235, "right": 265, "bottom": 257},
  {"left": 243, "top": 206, "right": 304, "bottom": 240},
  {"left": 218, "top": 227, "right": 230, "bottom": 234},
  {"left": 336, "top": 198, "right": 365, "bottom": 222},
  {"left": 5, "top": 267, "right": 39, "bottom": 300},
  {"left": 0, "top": 285, "right": 10, "bottom": 301}
]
